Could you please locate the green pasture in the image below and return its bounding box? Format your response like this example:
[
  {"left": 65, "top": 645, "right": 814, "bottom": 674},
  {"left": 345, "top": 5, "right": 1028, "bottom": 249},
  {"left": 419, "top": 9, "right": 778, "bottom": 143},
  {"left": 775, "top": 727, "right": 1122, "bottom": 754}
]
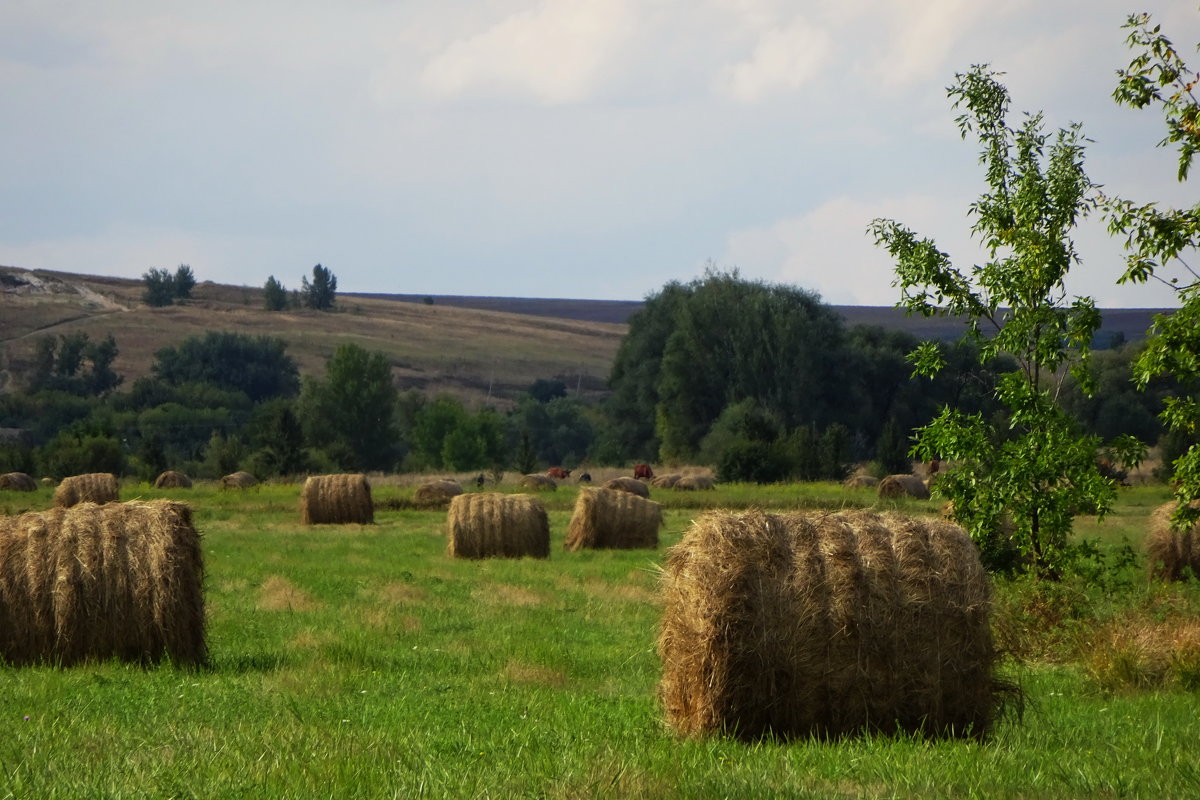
[{"left": 1, "top": 481, "right": 1198, "bottom": 799}]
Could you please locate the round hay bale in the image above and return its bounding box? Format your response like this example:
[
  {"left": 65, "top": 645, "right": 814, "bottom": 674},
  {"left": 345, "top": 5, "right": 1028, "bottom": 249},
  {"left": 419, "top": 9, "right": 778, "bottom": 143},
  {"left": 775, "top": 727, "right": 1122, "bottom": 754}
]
[
  {"left": 603, "top": 477, "right": 650, "bottom": 498},
  {"left": 220, "top": 471, "right": 258, "bottom": 490},
  {"left": 153, "top": 470, "right": 193, "bottom": 489},
  {"left": 658, "top": 508, "right": 1000, "bottom": 741},
  {"left": 1146, "top": 501, "right": 1200, "bottom": 582},
  {"left": 843, "top": 474, "right": 879, "bottom": 489},
  {"left": 519, "top": 474, "right": 558, "bottom": 492},
  {"left": 0, "top": 472, "right": 37, "bottom": 492},
  {"left": 674, "top": 475, "right": 715, "bottom": 491},
  {"left": 53, "top": 473, "right": 119, "bottom": 508},
  {"left": 877, "top": 474, "right": 931, "bottom": 500},
  {"left": 0, "top": 500, "right": 206, "bottom": 667},
  {"left": 446, "top": 492, "right": 549, "bottom": 559},
  {"left": 300, "top": 474, "right": 374, "bottom": 525},
  {"left": 651, "top": 474, "right": 682, "bottom": 489},
  {"left": 565, "top": 487, "right": 663, "bottom": 551},
  {"left": 40, "top": 477, "right": 55, "bottom": 487},
  {"left": 413, "top": 480, "right": 463, "bottom": 507}
]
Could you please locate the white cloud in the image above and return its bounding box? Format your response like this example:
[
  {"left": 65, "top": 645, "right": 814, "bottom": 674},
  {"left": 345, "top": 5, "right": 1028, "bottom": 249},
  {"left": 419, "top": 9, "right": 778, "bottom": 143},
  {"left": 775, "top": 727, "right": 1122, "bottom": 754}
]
[{"left": 716, "top": 15, "right": 832, "bottom": 101}]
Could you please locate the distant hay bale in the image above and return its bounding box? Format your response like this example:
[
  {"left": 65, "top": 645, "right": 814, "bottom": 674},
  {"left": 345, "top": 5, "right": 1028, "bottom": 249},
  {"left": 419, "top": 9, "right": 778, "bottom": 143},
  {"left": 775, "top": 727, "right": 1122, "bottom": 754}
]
[
  {"left": 565, "top": 488, "right": 663, "bottom": 551},
  {"left": 153, "top": 470, "right": 192, "bottom": 489},
  {"left": 519, "top": 474, "right": 558, "bottom": 492},
  {"left": 413, "top": 480, "right": 463, "bottom": 507},
  {"left": 674, "top": 476, "right": 715, "bottom": 491},
  {"left": 220, "top": 471, "right": 258, "bottom": 490},
  {"left": 878, "top": 474, "right": 931, "bottom": 500},
  {"left": 603, "top": 477, "right": 650, "bottom": 497},
  {"left": 0, "top": 472, "right": 37, "bottom": 492},
  {"left": 446, "top": 493, "right": 549, "bottom": 559},
  {"left": 651, "top": 474, "right": 682, "bottom": 489},
  {"left": 300, "top": 474, "right": 374, "bottom": 525},
  {"left": 53, "top": 473, "right": 119, "bottom": 508},
  {"left": 0, "top": 500, "right": 206, "bottom": 667},
  {"left": 658, "top": 509, "right": 1000, "bottom": 741},
  {"left": 843, "top": 474, "right": 879, "bottom": 489},
  {"left": 1146, "top": 501, "right": 1200, "bottom": 582},
  {"left": 40, "top": 477, "right": 55, "bottom": 487}
]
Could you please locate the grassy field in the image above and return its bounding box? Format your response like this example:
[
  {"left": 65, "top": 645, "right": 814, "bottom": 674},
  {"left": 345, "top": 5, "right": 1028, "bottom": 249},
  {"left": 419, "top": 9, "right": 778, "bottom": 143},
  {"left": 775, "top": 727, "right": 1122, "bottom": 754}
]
[{"left": 1, "top": 481, "right": 1198, "bottom": 799}]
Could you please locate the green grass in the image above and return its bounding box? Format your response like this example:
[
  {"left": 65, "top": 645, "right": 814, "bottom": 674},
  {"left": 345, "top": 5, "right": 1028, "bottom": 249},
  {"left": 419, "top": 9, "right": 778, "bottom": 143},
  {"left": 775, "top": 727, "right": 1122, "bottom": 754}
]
[{"left": 1, "top": 482, "right": 1198, "bottom": 799}]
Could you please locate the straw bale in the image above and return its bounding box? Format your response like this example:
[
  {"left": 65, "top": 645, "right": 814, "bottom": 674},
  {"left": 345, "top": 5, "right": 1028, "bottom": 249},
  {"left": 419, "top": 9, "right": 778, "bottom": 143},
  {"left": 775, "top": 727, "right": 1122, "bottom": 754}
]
[
  {"left": 0, "top": 500, "right": 206, "bottom": 666},
  {"left": 446, "top": 493, "right": 549, "bottom": 559},
  {"left": 53, "top": 473, "right": 119, "bottom": 508},
  {"left": 300, "top": 474, "right": 374, "bottom": 525},
  {"left": 651, "top": 474, "right": 682, "bottom": 489},
  {"left": 413, "top": 480, "right": 463, "bottom": 507},
  {"left": 1146, "top": 501, "right": 1200, "bottom": 582},
  {"left": 153, "top": 470, "right": 192, "bottom": 489},
  {"left": 220, "top": 471, "right": 258, "bottom": 489},
  {"left": 565, "top": 488, "right": 663, "bottom": 551},
  {"left": 674, "top": 475, "right": 715, "bottom": 491},
  {"left": 603, "top": 477, "right": 650, "bottom": 497},
  {"left": 519, "top": 474, "right": 558, "bottom": 492},
  {"left": 843, "top": 474, "right": 879, "bottom": 489},
  {"left": 658, "top": 508, "right": 999, "bottom": 741},
  {"left": 0, "top": 472, "right": 37, "bottom": 492},
  {"left": 877, "top": 474, "right": 931, "bottom": 500}
]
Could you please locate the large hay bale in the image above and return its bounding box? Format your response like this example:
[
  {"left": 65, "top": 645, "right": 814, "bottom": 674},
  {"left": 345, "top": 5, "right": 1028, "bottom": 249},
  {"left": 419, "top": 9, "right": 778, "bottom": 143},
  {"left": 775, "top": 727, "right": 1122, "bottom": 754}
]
[
  {"left": 153, "top": 470, "right": 193, "bottom": 489},
  {"left": 519, "top": 474, "right": 558, "bottom": 492},
  {"left": 446, "top": 493, "right": 549, "bottom": 559},
  {"left": 53, "top": 473, "right": 119, "bottom": 508},
  {"left": 843, "top": 474, "right": 879, "bottom": 489},
  {"left": 651, "top": 474, "right": 682, "bottom": 489},
  {"left": 877, "top": 474, "right": 930, "bottom": 500},
  {"left": 1146, "top": 501, "right": 1200, "bottom": 582},
  {"left": 413, "top": 480, "right": 463, "bottom": 507},
  {"left": 220, "top": 471, "right": 258, "bottom": 490},
  {"left": 0, "top": 472, "right": 37, "bottom": 492},
  {"left": 603, "top": 477, "right": 650, "bottom": 497},
  {"left": 300, "top": 474, "right": 374, "bottom": 525},
  {"left": 0, "top": 500, "right": 206, "bottom": 667},
  {"left": 658, "top": 509, "right": 999, "bottom": 741},
  {"left": 674, "top": 476, "right": 715, "bottom": 491},
  {"left": 565, "top": 488, "right": 663, "bottom": 551}
]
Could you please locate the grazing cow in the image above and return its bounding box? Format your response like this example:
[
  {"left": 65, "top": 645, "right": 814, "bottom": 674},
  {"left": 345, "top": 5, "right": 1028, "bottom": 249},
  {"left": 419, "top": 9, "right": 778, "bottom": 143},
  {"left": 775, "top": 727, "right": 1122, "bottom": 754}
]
[
  {"left": 577, "top": 472, "right": 592, "bottom": 483},
  {"left": 546, "top": 467, "right": 571, "bottom": 480},
  {"left": 475, "top": 473, "right": 486, "bottom": 488},
  {"left": 633, "top": 463, "right": 654, "bottom": 481}
]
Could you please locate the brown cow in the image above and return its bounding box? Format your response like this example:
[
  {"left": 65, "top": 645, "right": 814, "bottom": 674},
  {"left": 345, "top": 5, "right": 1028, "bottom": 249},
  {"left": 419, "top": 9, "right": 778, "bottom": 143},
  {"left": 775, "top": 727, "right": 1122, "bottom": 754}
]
[
  {"left": 633, "top": 463, "right": 654, "bottom": 481},
  {"left": 546, "top": 467, "right": 571, "bottom": 480}
]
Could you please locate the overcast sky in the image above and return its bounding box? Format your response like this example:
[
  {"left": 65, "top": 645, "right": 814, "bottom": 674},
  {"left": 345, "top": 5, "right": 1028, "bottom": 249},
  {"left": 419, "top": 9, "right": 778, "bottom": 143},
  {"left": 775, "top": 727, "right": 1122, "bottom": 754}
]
[{"left": 2, "top": 1, "right": 1197, "bottom": 306}]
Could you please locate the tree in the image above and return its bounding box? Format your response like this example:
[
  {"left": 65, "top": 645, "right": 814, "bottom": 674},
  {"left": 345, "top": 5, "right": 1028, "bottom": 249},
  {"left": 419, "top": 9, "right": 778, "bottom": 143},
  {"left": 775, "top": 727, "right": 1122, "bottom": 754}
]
[
  {"left": 870, "top": 66, "right": 1117, "bottom": 577},
  {"left": 152, "top": 332, "right": 300, "bottom": 403},
  {"left": 298, "top": 343, "right": 398, "bottom": 471},
  {"left": 173, "top": 264, "right": 196, "bottom": 301},
  {"left": 142, "top": 268, "right": 176, "bottom": 307},
  {"left": 301, "top": 264, "right": 337, "bottom": 311},
  {"left": 1103, "top": 11, "right": 1200, "bottom": 530},
  {"left": 27, "top": 332, "right": 122, "bottom": 397},
  {"left": 263, "top": 275, "right": 288, "bottom": 311}
]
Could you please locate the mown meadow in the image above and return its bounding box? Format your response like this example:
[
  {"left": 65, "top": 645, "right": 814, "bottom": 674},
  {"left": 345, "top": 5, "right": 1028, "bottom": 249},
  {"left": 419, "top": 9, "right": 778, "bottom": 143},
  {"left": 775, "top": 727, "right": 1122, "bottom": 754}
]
[{"left": 1, "top": 479, "right": 1199, "bottom": 799}]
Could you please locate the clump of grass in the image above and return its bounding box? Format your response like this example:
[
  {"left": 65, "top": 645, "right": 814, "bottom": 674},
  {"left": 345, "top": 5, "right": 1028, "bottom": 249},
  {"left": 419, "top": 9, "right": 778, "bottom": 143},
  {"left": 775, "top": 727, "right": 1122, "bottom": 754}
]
[{"left": 1084, "top": 616, "right": 1200, "bottom": 692}]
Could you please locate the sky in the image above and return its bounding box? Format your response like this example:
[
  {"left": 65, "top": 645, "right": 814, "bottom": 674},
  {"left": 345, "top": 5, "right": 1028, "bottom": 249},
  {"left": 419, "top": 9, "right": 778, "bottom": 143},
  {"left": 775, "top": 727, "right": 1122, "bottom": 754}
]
[{"left": 2, "top": 1, "right": 1197, "bottom": 307}]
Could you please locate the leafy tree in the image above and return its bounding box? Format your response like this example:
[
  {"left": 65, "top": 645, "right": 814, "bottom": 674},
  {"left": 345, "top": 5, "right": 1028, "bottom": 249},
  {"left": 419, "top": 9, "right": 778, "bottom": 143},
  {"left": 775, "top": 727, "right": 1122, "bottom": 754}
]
[
  {"left": 142, "top": 268, "right": 176, "bottom": 307},
  {"left": 301, "top": 264, "right": 337, "bottom": 311},
  {"left": 173, "top": 265, "right": 196, "bottom": 300},
  {"left": 1103, "top": 11, "right": 1200, "bottom": 530},
  {"left": 263, "top": 275, "right": 289, "bottom": 311},
  {"left": 152, "top": 332, "right": 300, "bottom": 403},
  {"left": 298, "top": 343, "right": 398, "bottom": 471},
  {"left": 510, "top": 395, "right": 594, "bottom": 467},
  {"left": 247, "top": 399, "right": 308, "bottom": 477},
  {"left": 870, "top": 66, "right": 1116, "bottom": 577},
  {"left": 528, "top": 379, "right": 568, "bottom": 404},
  {"left": 875, "top": 417, "right": 913, "bottom": 475},
  {"left": 408, "top": 396, "right": 470, "bottom": 469},
  {"left": 27, "top": 332, "right": 122, "bottom": 397}
]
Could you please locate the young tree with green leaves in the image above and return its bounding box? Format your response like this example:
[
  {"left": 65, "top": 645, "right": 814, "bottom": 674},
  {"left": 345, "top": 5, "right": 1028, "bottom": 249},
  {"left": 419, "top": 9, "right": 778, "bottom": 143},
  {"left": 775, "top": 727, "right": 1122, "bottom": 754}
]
[
  {"left": 173, "top": 264, "right": 196, "bottom": 300},
  {"left": 1103, "top": 11, "right": 1200, "bottom": 530},
  {"left": 301, "top": 264, "right": 337, "bottom": 311},
  {"left": 870, "top": 65, "right": 1125, "bottom": 577},
  {"left": 263, "top": 275, "right": 289, "bottom": 311},
  {"left": 142, "top": 268, "right": 176, "bottom": 307},
  {"left": 298, "top": 343, "right": 397, "bottom": 471}
]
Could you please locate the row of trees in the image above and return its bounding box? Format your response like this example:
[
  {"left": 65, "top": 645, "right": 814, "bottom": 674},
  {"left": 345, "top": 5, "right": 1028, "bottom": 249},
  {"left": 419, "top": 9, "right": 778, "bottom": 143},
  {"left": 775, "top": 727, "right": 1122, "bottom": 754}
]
[{"left": 140, "top": 264, "right": 339, "bottom": 312}]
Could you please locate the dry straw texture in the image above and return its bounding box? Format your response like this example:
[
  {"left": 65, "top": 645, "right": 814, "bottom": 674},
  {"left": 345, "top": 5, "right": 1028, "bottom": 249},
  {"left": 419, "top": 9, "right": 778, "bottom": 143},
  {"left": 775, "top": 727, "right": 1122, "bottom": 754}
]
[
  {"left": 518, "top": 474, "right": 558, "bottom": 492},
  {"left": 446, "top": 493, "right": 550, "bottom": 559},
  {"left": 1146, "top": 501, "right": 1200, "bottom": 581},
  {"left": 413, "top": 480, "right": 463, "bottom": 507},
  {"left": 53, "top": 473, "right": 119, "bottom": 508},
  {"left": 878, "top": 474, "right": 931, "bottom": 500},
  {"left": 674, "top": 476, "right": 715, "bottom": 491},
  {"left": 843, "top": 475, "right": 879, "bottom": 489},
  {"left": 301, "top": 474, "right": 374, "bottom": 525},
  {"left": 603, "top": 477, "right": 650, "bottom": 497},
  {"left": 651, "top": 474, "right": 682, "bottom": 489},
  {"left": 658, "top": 509, "right": 999, "bottom": 741},
  {"left": 154, "top": 471, "right": 193, "bottom": 489},
  {"left": 0, "top": 472, "right": 37, "bottom": 492},
  {"left": 220, "top": 471, "right": 258, "bottom": 489},
  {"left": 565, "top": 487, "right": 663, "bottom": 551},
  {"left": 0, "top": 500, "right": 206, "bottom": 667}
]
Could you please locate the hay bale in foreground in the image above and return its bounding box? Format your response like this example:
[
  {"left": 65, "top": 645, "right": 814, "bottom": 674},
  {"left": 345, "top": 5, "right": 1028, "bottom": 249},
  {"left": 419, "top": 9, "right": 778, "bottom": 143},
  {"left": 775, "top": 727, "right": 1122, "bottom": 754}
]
[
  {"left": 0, "top": 500, "right": 206, "bottom": 667},
  {"left": 565, "top": 488, "right": 663, "bottom": 551},
  {"left": 446, "top": 493, "right": 549, "bottom": 559},
  {"left": 301, "top": 474, "right": 374, "bottom": 525},
  {"left": 0, "top": 472, "right": 37, "bottom": 492},
  {"left": 413, "top": 480, "right": 463, "bottom": 507},
  {"left": 843, "top": 474, "right": 879, "bottom": 489},
  {"left": 154, "top": 470, "right": 192, "bottom": 489},
  {"left": 220, "top": 471, "right": 258, "bottom": 490},
  {"left": 53, "top": 473, "right": 119, "bottom": 508},
  {"left": 877, "top": 474, "right": 930, "bottom": 500},
  {"left": 603, "top": 477, "right": 650, "bottom": 497},
  {"left": 651, "top": 474, "right": 682, "bottom": 489},
  {"left": 519, "top": 474, "right": 558, "bottom": 492},
  {"left": 674, "top": 476, "right": 715, "bottom": 491},
  {"left": 1146, "top": 501, "right": 1200, "bottom": 582},
  {"left": 658, "top": 509, "right": 999, "bottom": 741}
]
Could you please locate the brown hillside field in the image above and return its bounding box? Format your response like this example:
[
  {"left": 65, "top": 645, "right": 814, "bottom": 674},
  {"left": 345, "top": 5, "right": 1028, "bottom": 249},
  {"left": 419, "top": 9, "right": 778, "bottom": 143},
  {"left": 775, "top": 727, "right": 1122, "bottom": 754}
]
[{"left": 0, "top": 266, "right": 624, "bottom": 406}]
